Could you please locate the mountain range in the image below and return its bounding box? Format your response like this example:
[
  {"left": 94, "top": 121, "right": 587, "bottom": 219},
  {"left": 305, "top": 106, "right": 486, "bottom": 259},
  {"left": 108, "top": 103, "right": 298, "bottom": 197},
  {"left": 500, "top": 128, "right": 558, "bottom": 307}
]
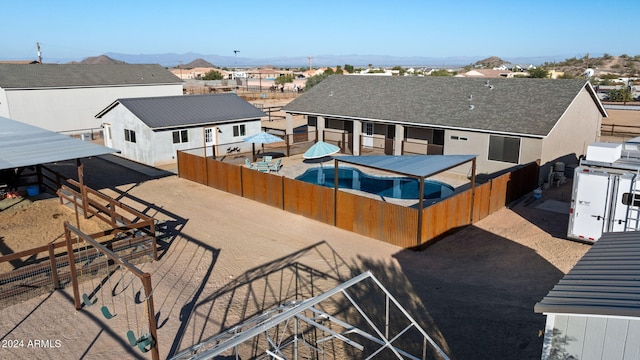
[{"left": 85, "top": 52, "right": 570, "bottom": 68}]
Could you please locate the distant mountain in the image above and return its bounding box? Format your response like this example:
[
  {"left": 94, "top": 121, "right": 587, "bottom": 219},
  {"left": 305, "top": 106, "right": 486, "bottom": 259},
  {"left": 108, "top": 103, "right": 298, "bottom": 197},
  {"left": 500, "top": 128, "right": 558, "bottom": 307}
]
[
  {"left": 180, "top": 58, "right": 215, "bottom": 68},
  {"left": 101, "top": 52, "right": 567, "bottom": 69},
  {"left": 71, "top": 55, "right": 126, "bottom": 64},
  {"left": 474, "top": 56, "right": 507, "bottom": 68}
]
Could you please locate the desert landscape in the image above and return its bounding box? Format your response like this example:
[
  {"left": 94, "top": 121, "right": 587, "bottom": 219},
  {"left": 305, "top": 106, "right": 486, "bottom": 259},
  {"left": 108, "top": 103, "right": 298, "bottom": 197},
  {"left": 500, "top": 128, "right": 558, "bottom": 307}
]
[
  {"left": 0, "top": 151, "right": 592, "bottom": 360},
  {"left": 0, "top": 95, "right": 638, "bottom": 359}
]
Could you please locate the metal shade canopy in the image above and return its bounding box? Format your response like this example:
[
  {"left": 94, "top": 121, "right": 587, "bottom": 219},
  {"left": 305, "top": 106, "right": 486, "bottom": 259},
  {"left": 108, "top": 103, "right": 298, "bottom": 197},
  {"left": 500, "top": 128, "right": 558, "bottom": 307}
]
[{"left": 303, "top": 141, "right": 340, "bottom": 159}]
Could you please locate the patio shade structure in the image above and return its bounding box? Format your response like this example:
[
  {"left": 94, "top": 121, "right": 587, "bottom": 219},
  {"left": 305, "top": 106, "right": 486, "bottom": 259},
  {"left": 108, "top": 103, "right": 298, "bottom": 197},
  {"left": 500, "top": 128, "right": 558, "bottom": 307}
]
[
  {"left": 243, "top": 131, "right": 284, "bottom": 161},
  {"left": 302, "top": 141, "right": 340, "bottom": 160},
  {"left": 303, "top": 141, "right": 341, "bottom": 184},
  {"left": 332, "top": 155, "right": 477, "bottom": 247}
]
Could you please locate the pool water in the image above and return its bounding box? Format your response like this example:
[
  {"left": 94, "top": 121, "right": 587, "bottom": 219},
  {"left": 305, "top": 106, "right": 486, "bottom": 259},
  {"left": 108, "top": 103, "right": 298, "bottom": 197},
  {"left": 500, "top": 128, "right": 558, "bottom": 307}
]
[{"left": 295, "top": 167, "right": 454, "bottom": 200}]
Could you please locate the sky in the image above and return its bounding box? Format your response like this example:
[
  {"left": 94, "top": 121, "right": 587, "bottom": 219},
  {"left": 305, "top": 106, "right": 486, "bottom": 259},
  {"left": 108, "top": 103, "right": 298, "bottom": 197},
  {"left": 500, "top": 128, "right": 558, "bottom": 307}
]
[{"left": 2, "top": 0, "right": 639, "bottom": 64}]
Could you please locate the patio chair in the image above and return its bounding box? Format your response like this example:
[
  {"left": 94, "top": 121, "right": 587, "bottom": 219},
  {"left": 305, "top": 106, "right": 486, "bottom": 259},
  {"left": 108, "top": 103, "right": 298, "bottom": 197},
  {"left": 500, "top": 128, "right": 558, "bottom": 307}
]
[
  {"left": 245, "top": 158, "right": 256, "bottom": 169},
  {"left": 268, "top": 159, "right": 282, "bottom": 173},
  {"left": 255, "top": 162, "right": 270, "bottom": 173},
  {"left": 263, "top": 155, "right": 273, "bottom": 163}
]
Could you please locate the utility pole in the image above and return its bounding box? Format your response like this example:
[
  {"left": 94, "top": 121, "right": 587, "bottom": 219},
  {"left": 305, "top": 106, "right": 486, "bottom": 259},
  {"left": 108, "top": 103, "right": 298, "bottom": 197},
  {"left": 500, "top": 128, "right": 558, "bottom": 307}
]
[
  {"left": 308, "top": 55, "right": 312, "bottom": 71},
  {"left": 36, "top": 42, "right": 42, "bottom": 63}
]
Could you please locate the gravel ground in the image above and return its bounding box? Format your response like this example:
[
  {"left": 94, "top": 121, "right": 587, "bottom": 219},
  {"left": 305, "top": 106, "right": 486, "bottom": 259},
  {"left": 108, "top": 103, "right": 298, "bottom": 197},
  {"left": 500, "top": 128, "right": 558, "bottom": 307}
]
[{"left": 0, "top": 156, "right": 590, "bottom": 360}]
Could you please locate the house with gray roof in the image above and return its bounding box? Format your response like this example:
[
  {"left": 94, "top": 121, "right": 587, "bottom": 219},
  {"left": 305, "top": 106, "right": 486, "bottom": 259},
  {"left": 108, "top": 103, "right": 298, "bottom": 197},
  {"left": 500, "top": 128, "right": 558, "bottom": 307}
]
[
  {"left": 96, "top": 93, "right": 266, "bottom": 167},
  {"left": 282, "top": 76, "right": 606, "bottom": 180},
  {"left": 0, "top": 64, "right": 183, "bottom": 134}
]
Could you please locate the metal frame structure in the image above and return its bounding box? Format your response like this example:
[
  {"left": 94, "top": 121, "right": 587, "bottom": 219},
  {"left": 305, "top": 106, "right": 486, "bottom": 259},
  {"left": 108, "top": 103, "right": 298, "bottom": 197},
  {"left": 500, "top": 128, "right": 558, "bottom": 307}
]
[{"left": 171, "top": 271, "right": 449, "bottom": 360}]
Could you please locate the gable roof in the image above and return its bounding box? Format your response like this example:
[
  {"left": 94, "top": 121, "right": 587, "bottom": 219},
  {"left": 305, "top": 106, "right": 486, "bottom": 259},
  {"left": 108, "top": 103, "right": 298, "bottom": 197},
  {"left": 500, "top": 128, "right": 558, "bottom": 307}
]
[
  {"left": 0, "top": 64, "right": 182, "bottom": 89},
  {"left": 97, "top": 93, "right": 267, "bottom": 130},
  {"left": 283, "top": 76, "right": 606, "bottom": 137},
  {"left": 535, "top": 231, "right": 640, "bottom": 318},
  {"left": 0, "top": 117, "right": 117, "bottom": 171}
]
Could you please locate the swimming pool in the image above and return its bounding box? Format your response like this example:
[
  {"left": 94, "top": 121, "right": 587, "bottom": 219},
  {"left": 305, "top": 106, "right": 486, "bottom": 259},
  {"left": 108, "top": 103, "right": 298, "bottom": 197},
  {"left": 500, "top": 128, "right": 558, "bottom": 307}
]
[{"left": 295, "top": 167, "right": 454, "bottom": 200}]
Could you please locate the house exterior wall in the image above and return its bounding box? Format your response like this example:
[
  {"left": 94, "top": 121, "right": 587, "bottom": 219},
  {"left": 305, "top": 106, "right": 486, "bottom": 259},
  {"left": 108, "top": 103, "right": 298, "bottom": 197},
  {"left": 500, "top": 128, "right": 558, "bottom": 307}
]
[
  {"left": 542, "top": 314, "right": 640, "bottom": 360},
  {"left": 442, "top": 129, "right": 543, "bottom": 176},
  {"left": 541, "top": 87, "right": 602, "bottom": 166},
  {"left": 1, "top": 84, "right": 182, "bottom": 133},
  {"left": 103, "top": 105, "right": 262, "bottom": 167}
]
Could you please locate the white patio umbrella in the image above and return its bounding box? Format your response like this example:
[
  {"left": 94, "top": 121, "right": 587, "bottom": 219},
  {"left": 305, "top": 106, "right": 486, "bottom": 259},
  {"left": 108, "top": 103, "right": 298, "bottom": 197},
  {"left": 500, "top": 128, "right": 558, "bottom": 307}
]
[
  {"left": 244, "top": 131, "right": 284, "bottom": 161},
  {"left": 303, "top": 141, "right": 340, "bottom": 184}
]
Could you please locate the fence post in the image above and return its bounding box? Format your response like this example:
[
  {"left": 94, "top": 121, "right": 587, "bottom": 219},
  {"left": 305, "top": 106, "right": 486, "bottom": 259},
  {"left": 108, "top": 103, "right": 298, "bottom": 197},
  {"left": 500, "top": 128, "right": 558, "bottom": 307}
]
[
  {"left": 64, "top": 223, "right": 82, "bottom": 310},
  {"left": 48, "top": 243, "right": 59, "bottom": 289},
  {"left": 142, "top": 272, "right": 160, "bottom": 360}
]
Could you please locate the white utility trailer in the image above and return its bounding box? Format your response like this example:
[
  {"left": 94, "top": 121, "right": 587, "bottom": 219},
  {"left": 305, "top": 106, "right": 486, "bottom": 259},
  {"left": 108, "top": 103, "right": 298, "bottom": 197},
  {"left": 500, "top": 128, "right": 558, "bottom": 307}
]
[{"left": 567, "top": 138, "right": 640, "bottom": 242}]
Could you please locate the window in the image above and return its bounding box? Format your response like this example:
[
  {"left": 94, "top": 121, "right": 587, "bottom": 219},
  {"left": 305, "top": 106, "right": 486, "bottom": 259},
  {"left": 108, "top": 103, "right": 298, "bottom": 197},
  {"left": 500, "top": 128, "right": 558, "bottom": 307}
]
[
  {"left": 364, "top": 123, "right": 374, "bottom": 136},
  {"left": 488, "top": 135, "right": 520, "bottom": 163},
  {"left": 172, "top": 130, "right": 188, "bottom": 143},
  {"left": 124, "top": 129, "right": 136, "bottom": 143},
  {"left": 233, "top": 124, "right": 246, "bottom": 137},
  {"left": 205, "top": 128, "right": 213, "bottom": 143},
  {"left": 451, "top": 135, "right": 468, "bottom": 141},
  {"left": 622, "top": 193, "right": 640, "bottom": 207}
]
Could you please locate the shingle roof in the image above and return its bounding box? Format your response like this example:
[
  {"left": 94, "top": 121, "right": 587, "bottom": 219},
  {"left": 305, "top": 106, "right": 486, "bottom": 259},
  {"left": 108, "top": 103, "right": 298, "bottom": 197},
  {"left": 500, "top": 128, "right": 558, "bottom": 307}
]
[
  {"left": 535, "top": 231, "right": 640, "bottom": 318},
  {"left": 0, "top": 117, "right": 117, "bottom": 170},
  {"left": 0, "top": 64, "right": 182, "bottom": 88},
  {"left": 283, "top": 76, "right": 604, "bottom": 137},
  {"left": 101, "top": 93, "right": 267, "bottom": 129}
]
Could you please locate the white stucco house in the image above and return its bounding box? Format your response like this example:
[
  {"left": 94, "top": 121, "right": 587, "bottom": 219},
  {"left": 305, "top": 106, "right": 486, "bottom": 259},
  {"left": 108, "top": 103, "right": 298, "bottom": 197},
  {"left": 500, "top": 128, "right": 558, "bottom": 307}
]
[
  {"left": 282, "top": 76, "right": 607, "bottom": 182},
  {"left": 96, "top": 93, "right": 266, "bottom": 167},
  {"left": 0, "top": 64, "right": 183, "bottom": 134}
]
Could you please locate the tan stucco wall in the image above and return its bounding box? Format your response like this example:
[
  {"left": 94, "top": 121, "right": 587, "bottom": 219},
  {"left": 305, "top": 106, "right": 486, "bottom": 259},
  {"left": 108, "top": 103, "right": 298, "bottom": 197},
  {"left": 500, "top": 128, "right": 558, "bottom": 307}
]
[
  {"left": 541, "top": 88, "right": 602, "bottom": 166},
  {"left": 443, "top": 130, "right": 543, "bottom": 177}
]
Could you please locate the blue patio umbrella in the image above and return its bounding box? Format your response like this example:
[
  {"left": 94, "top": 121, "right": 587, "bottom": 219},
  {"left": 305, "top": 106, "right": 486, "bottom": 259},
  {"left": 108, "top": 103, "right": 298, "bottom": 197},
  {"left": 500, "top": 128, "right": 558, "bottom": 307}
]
[
  {"left": 303, "top": 141, "right": 340, "bottom": 159},
  {"left": 304, "top": 141, "right": 341, "bottom": 184},
  {"left": 244, "top": 131, "right": 284, "bottom": 160}
]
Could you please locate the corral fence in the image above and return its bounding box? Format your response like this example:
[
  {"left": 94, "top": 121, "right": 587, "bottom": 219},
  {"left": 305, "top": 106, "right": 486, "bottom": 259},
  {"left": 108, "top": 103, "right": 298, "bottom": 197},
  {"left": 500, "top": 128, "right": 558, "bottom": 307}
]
[
  {"left": 177, "top": 150, "right": 539, "bottom": 249},
  {"left": 0, "top": 179, "right": 157, "bottom": 307}
]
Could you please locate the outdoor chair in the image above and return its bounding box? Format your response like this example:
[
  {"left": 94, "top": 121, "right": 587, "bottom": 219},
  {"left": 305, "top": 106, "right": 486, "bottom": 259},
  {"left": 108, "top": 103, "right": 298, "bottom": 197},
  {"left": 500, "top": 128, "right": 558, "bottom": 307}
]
[
  {"left": 263, "top": 155, "right": 273, "bottom": 163},
  {"left": 245, "top": 158, "right": 256, "bottom": 169},
  {"left": 268, "top": 159, "right": 282, "bottom": 173},
  {"left": 255, "top": 162, "right": 270, "bottom": 173}
]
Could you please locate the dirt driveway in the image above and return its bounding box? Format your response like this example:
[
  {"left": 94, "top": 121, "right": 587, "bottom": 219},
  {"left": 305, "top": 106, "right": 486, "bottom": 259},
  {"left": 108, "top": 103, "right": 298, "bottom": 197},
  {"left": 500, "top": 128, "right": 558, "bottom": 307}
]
[{"left": 0, "top": 156, "right": 589, "bottom": 359}]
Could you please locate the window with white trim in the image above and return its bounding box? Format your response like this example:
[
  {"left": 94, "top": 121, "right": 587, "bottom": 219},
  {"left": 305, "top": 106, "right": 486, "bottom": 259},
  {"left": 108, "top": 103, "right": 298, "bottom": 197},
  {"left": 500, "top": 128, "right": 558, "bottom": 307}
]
[
  {"left": 204, "top": 128, "right": 213, "bottom": 143},
  {"left": 172, "top": 129, "right": 189, "bottom": 143},
  {"left": 124, "top": 129, "right": 136, "bottom": 143},
  {"left": 233, "top": 124, "right": 246, "bottom": 137}
]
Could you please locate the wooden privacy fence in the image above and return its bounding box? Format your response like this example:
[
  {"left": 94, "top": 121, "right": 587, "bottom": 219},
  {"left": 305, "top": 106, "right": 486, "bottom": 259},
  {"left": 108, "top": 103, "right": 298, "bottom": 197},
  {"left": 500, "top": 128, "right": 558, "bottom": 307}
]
[{"left": 178, "top": 150, "right": 538, "bottom": 248}]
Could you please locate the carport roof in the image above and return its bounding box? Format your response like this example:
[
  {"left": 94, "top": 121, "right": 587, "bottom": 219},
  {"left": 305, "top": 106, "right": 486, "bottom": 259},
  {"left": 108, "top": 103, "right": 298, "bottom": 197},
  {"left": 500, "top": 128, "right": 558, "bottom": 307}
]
[
  {"left": 334, "top": 155, "right": 477, "bottom": 178},
  {"left": 0, "top": 117, "right": 118, "bottom": 171}
]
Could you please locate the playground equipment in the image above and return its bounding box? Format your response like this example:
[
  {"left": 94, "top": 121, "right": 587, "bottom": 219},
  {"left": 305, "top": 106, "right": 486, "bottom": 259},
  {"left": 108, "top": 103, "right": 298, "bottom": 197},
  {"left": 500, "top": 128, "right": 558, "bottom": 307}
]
[{"left": 64, "top": 221, "right": 159, "bottom": 360}]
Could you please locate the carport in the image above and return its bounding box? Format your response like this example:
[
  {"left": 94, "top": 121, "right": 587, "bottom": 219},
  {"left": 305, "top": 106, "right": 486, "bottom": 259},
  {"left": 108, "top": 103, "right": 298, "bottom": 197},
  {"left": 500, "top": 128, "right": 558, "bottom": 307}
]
[
  {"left": 332, "top": 154, "right": 477, "bottom": 245},
  {"left": 0, "top": 116, "right": 118, "bottom": 195}
]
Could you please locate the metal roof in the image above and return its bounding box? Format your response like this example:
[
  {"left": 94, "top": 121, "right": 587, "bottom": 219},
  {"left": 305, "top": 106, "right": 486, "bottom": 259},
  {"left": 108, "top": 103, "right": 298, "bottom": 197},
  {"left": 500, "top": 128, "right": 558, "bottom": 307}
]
[
  {"left": 98, "top": 93, "right": 267, "bottom": 130},
  {"left": 334, "top": 155, "right": 477, "bottom": 178},
  {"left": 0, "top": 64, "right": 182, "bottom": 88},
  {"left": 535, "top": 231, "right": 640, "bottom": 318},
  {"left": 283, "top": 76, "right": 606, "bottom": 137},
  {"left": 0, "top": 117, "right": 118, "bottom": 170}
]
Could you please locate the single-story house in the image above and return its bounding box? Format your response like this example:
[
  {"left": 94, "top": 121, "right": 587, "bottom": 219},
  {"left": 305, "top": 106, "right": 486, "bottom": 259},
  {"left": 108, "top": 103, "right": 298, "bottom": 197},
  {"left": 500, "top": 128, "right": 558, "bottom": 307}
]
[
  {"left": 282, "top": 76, "right": 607, "bottom": 180},
  {"left": 96, "top": 93, "right": 266, "bottom": 167},
  {"left": 535, "top": 231, "right": 640, "bottom": 360},
  {"left": 0, "top": 64, "right": 183, "bottom": 134}
]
